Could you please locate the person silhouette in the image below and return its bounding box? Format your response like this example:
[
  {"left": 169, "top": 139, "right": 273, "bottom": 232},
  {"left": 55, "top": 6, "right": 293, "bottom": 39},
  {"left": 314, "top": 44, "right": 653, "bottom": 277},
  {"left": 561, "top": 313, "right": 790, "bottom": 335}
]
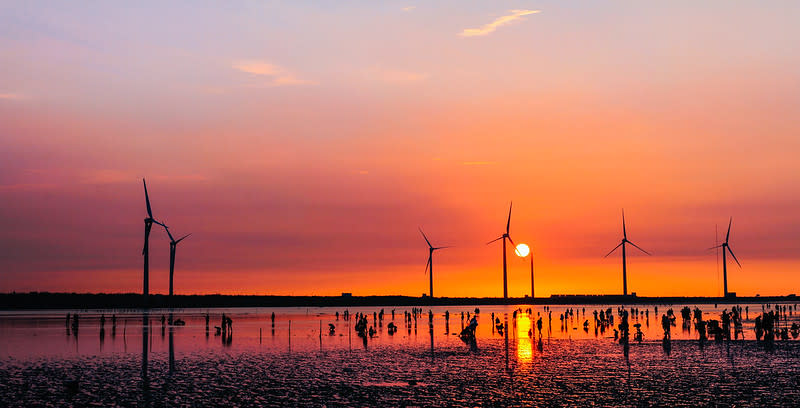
[
  {"left": 721, "top": 310, "right": 731, "bottom": 340},
  {"left": 618, "top": 310, "right": 629, "bottom": 343},
  {"left": 661, "top": 314, "right": 671, "bottom": 339},
  {"left": 459, "top": 316, "right": 479, "bottom": 352},
  {"left": 71, "top": 314, "right": 80, "bottom": 335}
]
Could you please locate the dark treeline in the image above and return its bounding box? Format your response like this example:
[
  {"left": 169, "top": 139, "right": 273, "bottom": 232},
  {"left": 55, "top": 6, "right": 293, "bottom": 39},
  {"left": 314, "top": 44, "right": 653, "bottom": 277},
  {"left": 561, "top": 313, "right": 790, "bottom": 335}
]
[{"left": 0, "top": 292, "right": 797, "bottom": 310}]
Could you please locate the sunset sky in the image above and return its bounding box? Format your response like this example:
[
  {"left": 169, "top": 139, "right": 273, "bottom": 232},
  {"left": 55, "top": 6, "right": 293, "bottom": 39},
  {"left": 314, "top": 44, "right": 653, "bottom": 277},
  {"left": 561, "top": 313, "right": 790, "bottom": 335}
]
[{"left": 2, "top": 1, "right": 799, "bottom": 297}]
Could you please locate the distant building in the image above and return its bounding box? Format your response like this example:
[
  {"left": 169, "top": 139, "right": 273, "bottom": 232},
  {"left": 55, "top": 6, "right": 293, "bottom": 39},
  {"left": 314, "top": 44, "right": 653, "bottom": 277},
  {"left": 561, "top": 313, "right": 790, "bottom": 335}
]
[{"left": 341, "top": 292, "right": 352, "bottom": 297}]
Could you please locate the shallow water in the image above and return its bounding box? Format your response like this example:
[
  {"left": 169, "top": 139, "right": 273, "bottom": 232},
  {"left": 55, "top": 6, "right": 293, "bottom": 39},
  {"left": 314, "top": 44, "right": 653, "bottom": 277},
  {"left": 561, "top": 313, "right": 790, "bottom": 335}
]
[{"left": 2, "top": 304, "right": 799, "bottom": 406}]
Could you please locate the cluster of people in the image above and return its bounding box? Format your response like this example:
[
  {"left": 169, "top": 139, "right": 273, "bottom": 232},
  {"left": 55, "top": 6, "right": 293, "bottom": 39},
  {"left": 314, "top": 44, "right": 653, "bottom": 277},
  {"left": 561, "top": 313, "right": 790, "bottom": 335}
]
[
  {"left": 754, "top": 312, "right": 778, "bottom": 342},
  {"left": 66, "top": 313, "right": 120, "bottom": 338},
  {"left": 593, "top": 308, "right": 616, "bottom": 332},
  {"left": 333, "top": 307, "right": 485, "bottom": 350},
  {"left": 613, "top": 307, "right": 651, "bottom": 343},
  {"left": 61, "top": 303, "right": 800, "bottom": 356},
  {"left": 353, "top": 312, "right": 375, "bottom": 338},
  {"left": 216, "top": 313, "right": 233, "bottom": 345}
]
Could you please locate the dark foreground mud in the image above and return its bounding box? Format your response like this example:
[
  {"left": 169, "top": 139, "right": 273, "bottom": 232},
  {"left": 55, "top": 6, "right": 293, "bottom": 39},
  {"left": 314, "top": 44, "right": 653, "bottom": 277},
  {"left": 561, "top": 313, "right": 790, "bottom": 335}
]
[{"left": 3, "top": 339, "right": 800, "bottom": 407}]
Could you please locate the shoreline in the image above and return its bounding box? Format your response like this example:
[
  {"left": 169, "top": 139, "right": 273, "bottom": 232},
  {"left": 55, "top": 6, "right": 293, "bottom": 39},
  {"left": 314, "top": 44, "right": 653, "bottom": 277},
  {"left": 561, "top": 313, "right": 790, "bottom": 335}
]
[{"left": 0, "top": 292, "right": 797, "bottom": 310}]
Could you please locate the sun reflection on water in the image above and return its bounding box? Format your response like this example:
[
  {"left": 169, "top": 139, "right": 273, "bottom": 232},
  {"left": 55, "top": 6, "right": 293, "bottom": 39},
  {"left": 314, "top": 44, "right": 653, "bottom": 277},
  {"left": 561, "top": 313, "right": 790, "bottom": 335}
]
[{"left": 516, "top": 313, "right": 532, "bottom": 363}]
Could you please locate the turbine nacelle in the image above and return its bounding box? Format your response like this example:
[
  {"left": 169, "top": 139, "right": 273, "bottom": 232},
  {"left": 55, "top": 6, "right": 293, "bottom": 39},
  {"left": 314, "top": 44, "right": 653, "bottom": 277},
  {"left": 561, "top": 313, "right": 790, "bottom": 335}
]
[
  {"left": 162, "top": 223, "right": 190, "bottom": 245},
  {"left": 708, "top": 217, "right": 742, "bottom": 268},
  {"left": 419, "top": 227, "right": 449, "bottom": 276}
]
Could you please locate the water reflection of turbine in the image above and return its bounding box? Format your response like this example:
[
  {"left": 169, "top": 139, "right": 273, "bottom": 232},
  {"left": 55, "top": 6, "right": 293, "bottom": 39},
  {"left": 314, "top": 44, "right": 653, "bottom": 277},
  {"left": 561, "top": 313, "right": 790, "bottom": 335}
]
[
  {"left": 429, "top": 321, "right": 434, "bottom": 361},
  {"left": 168, "top": 326, "right": 175, "bottom": 374},
  {"left": 516, "top": 314, "right": 532, "bottom": 364},
  {"left": 504, "top": 316, "right": 510, "bottom": 372},
  {"left": 141, "top": 313, "right": 151, "bottom": 407}
]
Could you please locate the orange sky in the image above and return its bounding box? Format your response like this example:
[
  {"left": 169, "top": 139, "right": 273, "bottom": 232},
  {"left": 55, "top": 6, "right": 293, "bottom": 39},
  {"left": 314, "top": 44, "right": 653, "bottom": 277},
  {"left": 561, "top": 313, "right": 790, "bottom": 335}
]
[{"left": 1, "top": 2, "right": 799, "bottom": 297}]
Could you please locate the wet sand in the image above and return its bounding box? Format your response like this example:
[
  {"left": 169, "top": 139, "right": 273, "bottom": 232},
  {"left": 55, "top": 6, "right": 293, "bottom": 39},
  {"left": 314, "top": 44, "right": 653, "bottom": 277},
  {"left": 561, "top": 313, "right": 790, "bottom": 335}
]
[{"left": 2, "top": 304, "right": 799, "bottom": 406}]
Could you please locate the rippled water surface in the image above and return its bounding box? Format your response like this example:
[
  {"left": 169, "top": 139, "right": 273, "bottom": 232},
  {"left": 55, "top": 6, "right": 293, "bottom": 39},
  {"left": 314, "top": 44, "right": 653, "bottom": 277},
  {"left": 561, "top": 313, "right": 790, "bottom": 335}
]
[{"left": 2, "top": 304, "right": 800, "bottom": 406}]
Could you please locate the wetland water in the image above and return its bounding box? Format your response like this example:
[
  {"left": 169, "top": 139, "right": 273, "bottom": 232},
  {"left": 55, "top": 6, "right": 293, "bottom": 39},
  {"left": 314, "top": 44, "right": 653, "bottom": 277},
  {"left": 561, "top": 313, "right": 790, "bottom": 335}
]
[{"left": 2, "top": 304, "right": 800, "bottom": 406}]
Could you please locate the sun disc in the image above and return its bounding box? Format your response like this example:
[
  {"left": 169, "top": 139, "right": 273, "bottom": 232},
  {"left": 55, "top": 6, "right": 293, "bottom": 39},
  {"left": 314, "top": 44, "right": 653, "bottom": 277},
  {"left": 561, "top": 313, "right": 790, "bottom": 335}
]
[{"left": 515, "top": 243, "right": 530, "bottom": 257}]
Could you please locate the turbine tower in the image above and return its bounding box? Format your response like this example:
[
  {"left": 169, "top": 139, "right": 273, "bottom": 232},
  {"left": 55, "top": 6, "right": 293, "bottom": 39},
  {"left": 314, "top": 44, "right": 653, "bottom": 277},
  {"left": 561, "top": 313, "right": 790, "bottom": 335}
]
[
  {"left": 420, "top": 228, "right": 448, "bottom": 298},
  {"left": 163, "top": 226, "right": 191, "bottom": 300},
  {"left": 604, "top": 209, "right": 650, "bottom": 296},
  {"left": 708, "top": 217, "right": 741, "bottom": 297},
  {"left": 488, "top": 202, "right": 515, "bottom": 299},
  {"left": 142, "top": 179, "right": 165, "bottom": 302}
]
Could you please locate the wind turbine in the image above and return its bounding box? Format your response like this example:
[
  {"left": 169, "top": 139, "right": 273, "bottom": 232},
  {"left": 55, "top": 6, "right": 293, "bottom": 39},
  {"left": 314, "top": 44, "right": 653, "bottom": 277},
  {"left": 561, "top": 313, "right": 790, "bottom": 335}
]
[
  {"left": 142, "top": 179, "right": 166, "bottom": 301},
  {"left": 163, "top": 226, "right": 191, "bottom": 300},
  {"left": 420, "top": 228, "right": 448, "bottom": 298},
  {"left": 604, "top": 209, "right": 650, "bottom": 296},
  {"left": 487, "top": 202, "right": 515, "bottom": 299},
  {"left": 708, "top": 217, "right": 741, "bottom": 297}
]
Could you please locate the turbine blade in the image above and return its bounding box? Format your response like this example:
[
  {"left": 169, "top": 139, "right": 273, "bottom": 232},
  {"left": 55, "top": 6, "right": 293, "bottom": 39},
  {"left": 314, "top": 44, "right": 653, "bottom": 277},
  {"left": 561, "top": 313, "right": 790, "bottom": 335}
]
[
  {"left": 433, "top": 246, "right": 450, "bottom": 250},
  {"left": 163, "top": 225, "right": 175, "bottom": 242},
  {"left": 622, "top": 208, "right": 627, "bottom": 239},
  {"left": 726, "top": 217, "right": 732, "bottom": 243},
  {"left": 424, "top": 255, "right": 431, "bottom": 275},
  {"left": 628, "top": 240, "right": 651, "bottom": 256},
  {"left": 419, "top": 227, "right": 433, "bottom": 248},
  {"left": 727, "top": 246, "right": 742, "bottom": 268},
  {"left": 143, "top": 178, "right": 153, "bottom": 218},
  {"left": 604, "top": 242, "right": 623, "bottom": 258},
  {"left": 707, "top": 244, "right": 723, "bottom": 251},
  {"left": 506, "top": 202, "right": 513, "bottom": 235},
  {"left": 507, "top": 235, "right": 515, "bottom": 248},
  {"left": 487, "top": 236, "right": 504, "bottom": 245},
  {"left": 176, "top": 233, "right": 191, "bottom": 244}
]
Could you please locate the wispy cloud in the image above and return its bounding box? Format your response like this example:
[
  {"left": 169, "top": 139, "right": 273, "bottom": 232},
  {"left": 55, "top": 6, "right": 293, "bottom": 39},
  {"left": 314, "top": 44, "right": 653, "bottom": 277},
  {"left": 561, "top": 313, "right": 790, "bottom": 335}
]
[
  {"left": 402, "top": 6, "right": 416, "bottom": 12},
  {"left": 232, "top": 60, "right": 316, "bottom": 86},
  {"left": 460, "top": 10, "right": 541, "bottom": 37},
  {"left": 78, "top": 169, "right": 209, "bottom": 185},
  {"left": 366, "top": 67, "right": 429, "bottom": 83},
  {"left": 0, "top": 93, "right": 25, "bottom": 100},
  {"left": 0, "top": 183, "right": 58, "bottom": 192}
]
